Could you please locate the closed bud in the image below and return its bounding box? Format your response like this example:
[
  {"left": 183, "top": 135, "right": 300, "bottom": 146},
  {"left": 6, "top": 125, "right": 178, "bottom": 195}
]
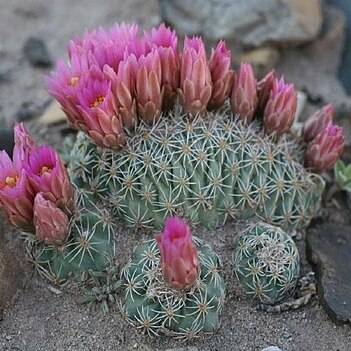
[
  {"left": 263, "top": 76, "right": 297, "bottom": 136},
  {"left": 33, "top": 193, "right": 69, "bottom": 246},
  {"left": 230, "top": 63, "right": 258, "bottom": 123},
  {"left": 156, "top": 217, "right": 199, "bottom": 291},
  {"left": 302, "top": 104, "right": 333, "bottom": 143},
  {"left": 305, "top": 123, "right": 345, "bottom": 172}
]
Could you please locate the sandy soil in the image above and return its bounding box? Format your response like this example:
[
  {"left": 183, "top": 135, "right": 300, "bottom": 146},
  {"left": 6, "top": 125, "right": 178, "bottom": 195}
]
[{"left": 0, "top": 1, "right": 351, "bottom": 351}]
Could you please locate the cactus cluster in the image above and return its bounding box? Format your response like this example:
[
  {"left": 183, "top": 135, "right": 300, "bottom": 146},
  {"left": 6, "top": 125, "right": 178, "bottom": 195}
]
[
  {"left": 120, "top": 236, "right": 225, "bottom": 339},
  {"left": 69, "top": 109, "right": 325, "bottom": 231},
  {"left": 233, "top": 222, "right": 300, "bottom": 305}
]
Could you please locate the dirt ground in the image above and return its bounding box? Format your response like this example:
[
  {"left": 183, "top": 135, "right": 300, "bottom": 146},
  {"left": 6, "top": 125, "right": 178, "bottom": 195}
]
[{"left": 0, "top": 1, "right": 351, "bottom": 351}]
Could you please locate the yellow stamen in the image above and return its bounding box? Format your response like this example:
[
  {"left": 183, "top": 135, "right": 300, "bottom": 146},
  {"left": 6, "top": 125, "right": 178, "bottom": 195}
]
[
  {"left": 89, "top": 95, "right": 105, "bottom": 108},
  {"left": 5, "top": 176, "right": 18, "bottom": 188},
  {"left": 70, "top": 76, "right": 79, "bottom": 87},
  {"left": 39, "top": 166, "right": 52, "bottom": 176}
]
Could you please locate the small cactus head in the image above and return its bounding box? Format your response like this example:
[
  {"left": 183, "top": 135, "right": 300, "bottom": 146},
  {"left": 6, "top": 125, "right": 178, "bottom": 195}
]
[
  {"left": 305, "top": 123, "right": 345, "bottom": 172},
  {"left": 33, "top": 192, "right": 69, "bottom": 246},
  {"left": 302, "top": 104, "right": 333, "bottom": 143},
  {"left": 156, "top": 217, "right": 199, "bottom": 291},
  {"left": 263, "top": 76, "right": 297, "bottom": 136}
]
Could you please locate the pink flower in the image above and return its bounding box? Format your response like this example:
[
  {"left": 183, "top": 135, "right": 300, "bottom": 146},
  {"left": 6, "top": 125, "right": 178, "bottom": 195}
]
[
  {"left": 302, "top": 104, "right": 333, "bottom": 143},
  {"left": 230, "top": 63, "right": 258, "bottom": 123},
  {"left": 263, "top": 76, "right": 297, "bottom": 136},
  {"left": 72, "top": 65, "right": 126, "bottom": 150},
  {"left": 0, "top": 125, "right": 36, "bottom": 231},
  {"left": 33, "top": 193, "right": 69, "bottom": 246},
  {"left": 178, "top": 36, "right": 212, "bottom": 116},
  {"left": 156, "top": 217, "right": 200, "bottom": 291},
  {"left": 257, "top": 69, "right": 276, "bottom": 115},
  {"left": 25, "top": 145, "right": 74, "bottom": 215},
  {"left": 305, "top": 123, "right": 345, "bottom": 172},
  {"left": 0, "top": 151, "right": 34, "bottom": 231},
  {"left": 208, "top": 41, "right": 234, "bottom": 110}
]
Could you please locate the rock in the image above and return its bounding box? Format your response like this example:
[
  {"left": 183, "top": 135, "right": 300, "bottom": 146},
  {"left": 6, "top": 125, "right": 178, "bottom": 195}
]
[
  {"left": 159, "top": 0, "right": 322, "bottom": 47},
  {"left": 16, "top": 101, "right": 41, "bottom": 122},
  {"left": 0, "top": 128, "right": 14, "bottom": 157},
  {"left": 0, "top": 226, "right": 25, "bottom": 317},
  {"left": 239, "top": 47, "right": 281, "bottom": 78},
  {"left": 328, "top": 0, "right": 351, "bottom": 94},
  {"left": 38, "top": 100, "right": 66, "bottom": 125},
  {"left": 306, "top": 224, "right": 351, "bottom": 324},
  {"left": 262, "top": 347, "right": 283, "bottom": 351},
  {"left": 164, "top": 348, "right": 199, "bottom": 351},
  {"left": 22, "top": 37, "right": 52, "bottom": 67},
  {"left": 276, "top": 6, "right": 349, "bottom": 121}
]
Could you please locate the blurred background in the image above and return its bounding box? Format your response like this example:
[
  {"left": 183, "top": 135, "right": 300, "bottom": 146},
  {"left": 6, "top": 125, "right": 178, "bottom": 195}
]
[{"left": 0, "top": 0, "right": 350, "bottom": 146}]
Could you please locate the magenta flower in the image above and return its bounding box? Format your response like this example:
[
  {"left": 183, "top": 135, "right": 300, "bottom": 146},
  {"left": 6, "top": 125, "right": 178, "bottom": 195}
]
[
  {"left": 302, "top": 104, "right": 333, "bottom": 143},
  {"left": 132, "top": 49, "right": 164, "bottom": 124},
  {"left": 156, "top": 217, "right": 200, "bottom": 291},
  {"left": 305, "top": 123, "right": 345, "bottom": 172},
  {"left": 25, "top": 145, "right": 74, "bottom": 215},
  {"left": 208, "top": 41, "right": 234, "bottom": 110},
  {"left": 33, "top": 193, "right": 69, "bottom": 246},
  {"left": 0, "top": 150, "right": 34, "bottom": 231},
  {"left": 257, "top": 69, "right": 276, "bottom": 115},
  {"left": 144, "top": 23, "right": 179, "bottom": 110},
  {"left": 178, "top": 36, "right": 212, "bottom": 116},
  {"left": 73, "top": 66, "right": 126, "bottom": 150},
  {"left": 230, "top": 63, "right": 258, "bottom": 123},
  {"left": 263, "top": 76, "right": 297, "bottom": 136}
]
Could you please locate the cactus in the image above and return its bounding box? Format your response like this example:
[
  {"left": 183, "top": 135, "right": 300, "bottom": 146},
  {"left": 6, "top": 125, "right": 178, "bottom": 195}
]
[
  {"left": 233, "top": 222, "right": 300, "bottom": 305},
  {"left": 69, "top": 108, "right": 325, "bottom": 232},
  {"left": 119, "top": 236, "right": 225, "bottom": 339},
  {"left": 27, "top": 191, "right": 115, "bottom": 286}
]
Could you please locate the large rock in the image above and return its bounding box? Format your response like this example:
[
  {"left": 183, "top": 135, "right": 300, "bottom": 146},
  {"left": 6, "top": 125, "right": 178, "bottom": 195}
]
[
  {"left": 159, "top": 0, "right": 322, "bottom": 47},
  {"left": 307, "top": 224, "right": 351, "bottom": 324}
]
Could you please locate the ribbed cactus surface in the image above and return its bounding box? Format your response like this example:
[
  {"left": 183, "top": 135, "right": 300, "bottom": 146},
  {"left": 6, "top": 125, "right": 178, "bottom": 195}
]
[
  {"left": 28, "top": 192, "right": 115, "bottom": 285},
  {"left": 233, "top": 222, "right": 300, "bottom": 304},
  {"left": 120, "top": 236, "right": 225, "bottom": 339},
  {"left": 69, "top": 109, "right": 325, "bottom": 232}
]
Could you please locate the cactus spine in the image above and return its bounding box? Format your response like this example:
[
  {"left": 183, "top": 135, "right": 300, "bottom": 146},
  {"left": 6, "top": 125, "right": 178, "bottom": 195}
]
[
  {"left": 233, "top": 222, "right": 300, "bottom": 305},
  {"left": 69, "top": 109, "right": 325, "bottom": 232},
  {"left": 120, "top": 237, "right": 225, "bottom": 339}
]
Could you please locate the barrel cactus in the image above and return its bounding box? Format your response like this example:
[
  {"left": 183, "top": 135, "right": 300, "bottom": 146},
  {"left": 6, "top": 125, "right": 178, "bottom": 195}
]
[
  {"left": 233, "top": 222, "right": 300, "bottom": 305},
  {"left": 120, "top": 217, "right": 225, "bottom": 339}
]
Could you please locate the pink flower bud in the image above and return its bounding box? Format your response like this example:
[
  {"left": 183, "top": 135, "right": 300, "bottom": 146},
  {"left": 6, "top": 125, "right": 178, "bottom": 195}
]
[
  {"left": 257, "top": 69, "right": 276, "bottom": 115},
  {"left": 208, "top": 41, "right": 234, "bottom": 110},
  {"left": 178, "top": 36, "right": 212, "bottom": 116},
  {"left": 263, "top": 76, "right": 297, "bottom": 136},
  {"left": 305, "top": 123, "right": 345, "bottom": 172},
  {"left": 156, "top": 217, "right": 200, "bottom": 291},
  {"left": 133, "top": 49, "right": 164, "bottom": 124},
  {"left": 144, "top": 23, "right": 179, "bottom": 110},
  {"left": 302, "top": 104, "right": 333, "bottom": 143},
  {"left": 25, "top": 146, "right": 74, "bottom": 215},
  {"left": 230, "top": 63, "right": 258, "bottom": 123},
  {"left": 33, "top": 193, "right": 69, "bottom": 246}
]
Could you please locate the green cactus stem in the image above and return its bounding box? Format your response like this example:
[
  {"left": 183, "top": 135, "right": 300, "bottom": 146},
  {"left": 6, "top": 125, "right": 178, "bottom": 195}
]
[
  {"left": 233, "top": 222, "right": 300, "bottom": 305},
  {"left": 120, "top": 236, "right": 225, "bottom": 339},
  {"left": 69, "top": 107, "right": 325, "bottom": 232}
]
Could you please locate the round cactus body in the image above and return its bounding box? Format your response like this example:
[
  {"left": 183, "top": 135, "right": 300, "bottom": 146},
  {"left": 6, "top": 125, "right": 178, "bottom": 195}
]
[
  {"left": 69, "top": 109, "right": 325, "bottom": 232},
  {"left": 29, "top": 192, "right": 115, "bottom": 286},
  {"left": 120, "top": 237, "right": 225, "bottom": 339},
  {"left": 233, "top": 222, "right": 300, "bottom": 305}
]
